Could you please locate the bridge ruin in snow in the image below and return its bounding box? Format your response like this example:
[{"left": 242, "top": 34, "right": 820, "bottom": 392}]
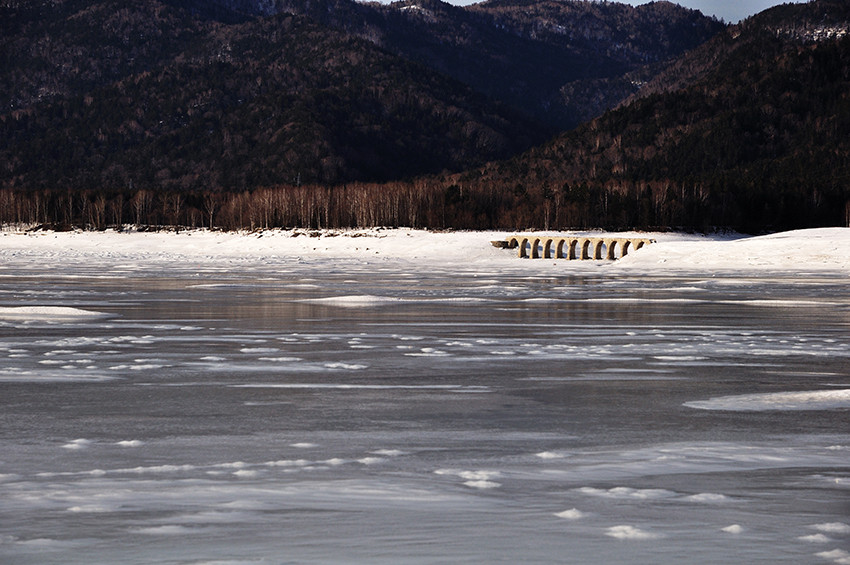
[{"left": 492, "top": 235, "right": 655, "bottom": 260}]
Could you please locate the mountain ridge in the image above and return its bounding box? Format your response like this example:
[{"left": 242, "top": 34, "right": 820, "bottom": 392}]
[{"left": 3, "top": 1, "right": 847, "bottom": 232}]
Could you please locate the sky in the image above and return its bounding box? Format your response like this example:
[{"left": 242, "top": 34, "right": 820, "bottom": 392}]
[
  {"left": 623, "top": 0, "right": 809, "bottom": 24},
  {"left": 443, "top": 0, "right": 811, "bottom": 24}
]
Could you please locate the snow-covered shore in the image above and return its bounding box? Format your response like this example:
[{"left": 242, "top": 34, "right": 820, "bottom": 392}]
[{"left": 0, "top": 226, "right": 848, "bottom": 276}]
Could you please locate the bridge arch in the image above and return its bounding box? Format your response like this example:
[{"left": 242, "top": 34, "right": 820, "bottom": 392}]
[
  {"left": 502, "top": 235, "right": 655, "bottom": 260},
  {"left": 516, "top": 237, "right": 529, "bottom": 258},
  {"left": 555, "top": 238, "right": 567, "bottom": 259},
  {"left": 606, "top": 239, "right": 619, "bottom": 260},
  {"left": 594, "top": 240, "right": 606, "bottom": 260},
  {"left": 531, "top": 238, "right": 542, "bottom": 258}
]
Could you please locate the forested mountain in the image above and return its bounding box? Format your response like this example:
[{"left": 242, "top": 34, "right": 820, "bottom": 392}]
[
  {"left": 429, "top": 0, "right": 850, "bottom": 232},
  {"left": 0, "top": 0, "right": 545, "bottom": 191},
  {"left": 0, "top": 0, "right": 724, "bottom": 199},
  {"left": 4, "top": 0, "right": 847, "bottom": 233},
  {"left": 164, "top": 0, "right": 724, "bottom": 129}
]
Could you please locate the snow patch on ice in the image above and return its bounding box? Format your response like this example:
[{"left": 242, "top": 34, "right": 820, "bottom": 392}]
[
  {"left": 61, "top": 438, "right": 91, "bottom": 450},
  {"left": 578, "top": 486, "right": 677, "bottom": 500},
  {"left": 435, "top": 469, "right": 502, "bottom": 489},
  {"left": 684, "top": 492, "right": 732, "bottom": 503},
  {"left": 605, "top": 525, "right": 664, "bottom": 540},
  {"left": 816, "top": 549, "right": 850, "bottom": 564},
  {"left": 67, "top": 504, "right": 116, "bottom": 513},
  {"left": 132, "top": 525, "right": 197, "bottom": 536},
  {"left": 0, "top": 306, "right": 111, "bottom": 320},
  {"left": 324, "top": 362, "right": 368, "bottom": 370},
  {"left": 811, "top": 522, "right": 850, "bottom": 534},
  {"left": 685, "top": 389, "right": 850, "bottom": 411},
  {"left": 301, "top": 295, "right": 403, "bottom": 308},
  {"left": 536, "top": 451, "right": 568, "bottom": 459},
  {"left": 116, "top": 440, "right": 144, "bottom": 447},
  {"left": 555, "top": 508, "right": 586, "bottom": 520},
  {"left": 371, "top": 449, "right": 405, "bottom": 456},
  {"left": 799, "top": 533, "right": 833, "bottom": 543}
]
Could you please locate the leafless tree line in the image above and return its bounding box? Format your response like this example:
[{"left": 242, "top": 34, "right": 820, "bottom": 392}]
[{"left": 0, "top": 180, "right": 488, "bottom": 231}]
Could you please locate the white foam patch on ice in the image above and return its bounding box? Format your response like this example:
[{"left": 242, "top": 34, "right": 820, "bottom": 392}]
[
  {"left": 265, "top": 459, "right": 312, "bottom": 467},
  {"left": 0, "top": 306, "right": 111, "bottom": 320},
  {"left": 816, "top": 549, "right": 850, "bottom": 564},
  {"left": 799, "top": 534, "right": 833, "bottom": 543},
  {"left": 258, "top": 356, "right": 301, "bottom": 362},
  {"left": 811, "top": 523, "right": 850, "bottom": 534},
  {"left": 555, "top": 508, "right": 586, "bottom": 520},
  {"left": 536, "top": 451, "right": 568, "bottom": 459},
  {"left": 0, "top": 370, "right": 116, "bottom": 383},
  {"left": 301, "top": 295, "right": 403, "bottom": 308},
  {"left": 231, "top": 383, "right": 488, "bottom": 391},
  {"left": 324, "top": 362, "right": 368, "bottom": 370},
  {"left": 684, "top": 493, "right": 731, "bottom": 503},
  {"left": 404, "top": 347, "right": 452, "bottom": 357},
  {"left": 435, "top": 469, "right": 502, "bottom": 489},
  {"left": 67, "top": 504, "right": 117, "bottom": 513},
  {"left": 61, "top": 438, "right": 91, "bottom": 450},
  {"left": 577, "top": 486, "right": 677, "bottom": 500},
  {"left": 371, "top": 449, "right": 405, "bottom": 456},
  {"left": 132, "top": 525, "right": 197, "bottom": 536},
  {"left": 118, "top": 464, "right": 196, "bottom": 474},
  {"left": 15, "top": 537, "right": 77, "bottom": 547},
  {"left": 721, "top": 299, "right": 846, "bottom": 308},
  {"left": 186, "top": 561, "right": 270, "bottom": 565},
  {"left": 605, "top": 525, "right": 664, "bottom": 540},
  {"left": 116, "top": 440, "right": 144, "bottom": 447},
  {"left": 463, "top": 480, "right": 501, "bottom": 489},
  {"left": 685, "top": 389, "right": 850, "bottom": 411}
]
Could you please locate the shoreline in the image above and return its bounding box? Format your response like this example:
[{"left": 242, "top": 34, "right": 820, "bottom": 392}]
[{"left": 0, "top": 226, "right": 848, "bottom": 276}]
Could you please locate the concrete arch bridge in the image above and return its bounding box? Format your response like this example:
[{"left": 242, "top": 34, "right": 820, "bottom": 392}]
[{"left": 493, "top": 235, "right": 655, "bottom": 260}]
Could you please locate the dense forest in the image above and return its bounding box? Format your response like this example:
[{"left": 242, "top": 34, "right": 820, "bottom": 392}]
[
  {"left": 0, "top": 0, "right": 722, "bottom": 193},
  {"left": 1, "top": 0, "right": 848, "bottom": 232}
]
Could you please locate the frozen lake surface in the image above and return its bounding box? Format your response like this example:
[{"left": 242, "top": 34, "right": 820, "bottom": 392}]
[{"left": 1, "top": 228, "right": 849, "bottom": 564}]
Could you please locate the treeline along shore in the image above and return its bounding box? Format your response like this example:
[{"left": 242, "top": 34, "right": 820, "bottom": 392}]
[{"left": 1, "top": 167, "right": 846, "bottom": 233}]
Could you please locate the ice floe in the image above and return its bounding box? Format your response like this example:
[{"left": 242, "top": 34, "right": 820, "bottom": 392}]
[
  {"left": 685, "top": 389, "right": 850, "bottom": 411},
  {"left": 554, "top": 508, "right": 586, "bottom": 520},
  {"left": 605, "top": 525, "right": 664, "bottom": 540},
  {"left": 0, "top": 306, "right": 111, "bottom": 321}
]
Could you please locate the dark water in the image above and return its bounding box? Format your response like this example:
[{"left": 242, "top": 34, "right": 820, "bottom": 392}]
[{"left": 1, "top": 260, "right": 849, "bottom": 564}]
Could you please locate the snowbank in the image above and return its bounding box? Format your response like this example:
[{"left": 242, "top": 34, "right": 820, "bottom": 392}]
[
  {"left": 0, "top": 226, "right": 847, "bottom": 276},
  {"left": 612, "top": 228, "right": 850, "bottom": 275}
]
